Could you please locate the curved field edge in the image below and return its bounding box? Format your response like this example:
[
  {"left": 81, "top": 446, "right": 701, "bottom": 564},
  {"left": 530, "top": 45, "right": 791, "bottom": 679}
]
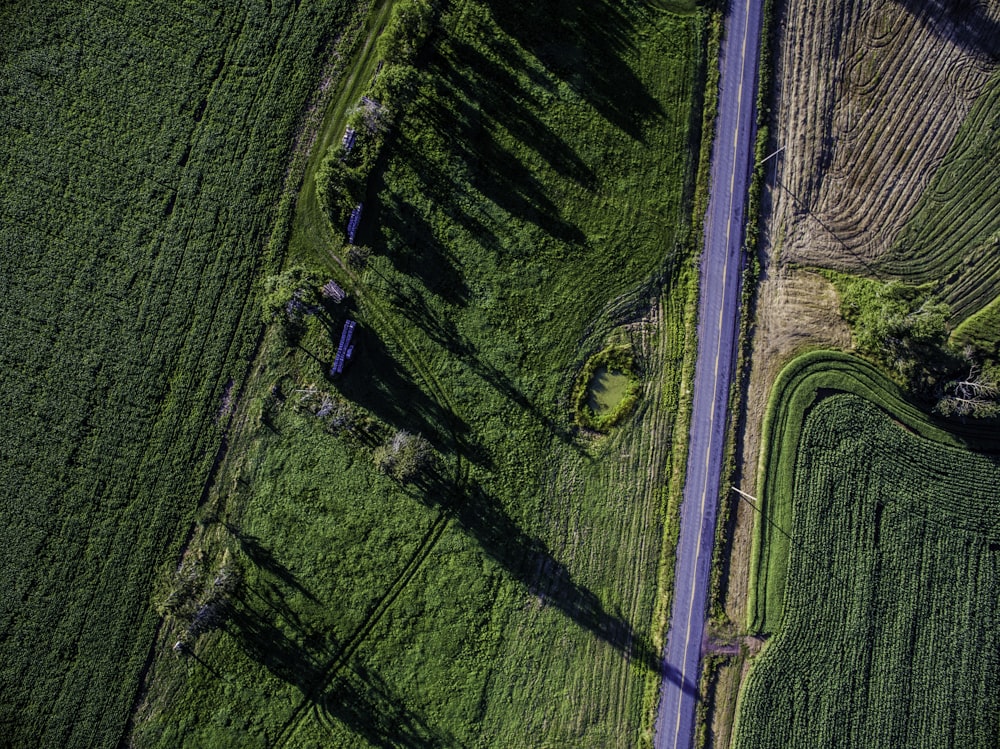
[
  {"left": 734, "top": 390, "right": 1000, "bottom": 747},
  {"left": 745, "top": 349, "right": 1000, "bottom": 634}
]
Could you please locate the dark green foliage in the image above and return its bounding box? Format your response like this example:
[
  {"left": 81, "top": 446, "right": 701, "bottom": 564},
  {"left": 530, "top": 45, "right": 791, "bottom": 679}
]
[
  {"left": 837, "top": 277, "right": 952, "bottom": 389},
  {"left": 375, "top": 0, "right": 435, "bottom": 64},
  {"left": 262, "top": 266, "right": 322, "bottom": 320},
  {"left": 347, "top": 244, "right": 372, "bottom": 269},
  {"left": 737, "top": 392, "right": 1000, "bottom": 748},
  {"left": 314, "top": 0, "right": 441, "bottom": 240},
  {"left": 0, "top": 1, "right": 349, "bottom": 746},
  {"left": 262, "top": 266, "right": 323, "bottom": 344},
  {"left": 830, "top": 275, "right": 1000, "bottom": 415}
]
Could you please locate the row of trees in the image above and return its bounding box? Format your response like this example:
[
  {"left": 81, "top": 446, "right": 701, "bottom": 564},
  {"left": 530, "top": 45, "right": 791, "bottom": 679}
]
[{"left": 315, "top": 0, "right": 439, "bottom": 236}]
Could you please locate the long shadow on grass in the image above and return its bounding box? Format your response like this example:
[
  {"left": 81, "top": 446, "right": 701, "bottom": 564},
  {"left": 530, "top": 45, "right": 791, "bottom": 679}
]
[
  {"left": 891, "top": 0, "right": 1000, "bottom": 60},
  {"left": 220, "top": 535, "right": 457, "bottom": 747},
  {"left": 373, "top": 187, "right": 472, "bottom": 307},
  {"left": 335, "top": 326, "right": 466, "bottom": 454},
  {"left": 410, "top": 468, "right": 679, "bottom": 685},
  {"left": 373, "top": 36, "right": 591, "bottom": 268},
  {"left": 484, "top": 0, "right": 664, "bottom": 140},
  {"left": 384, "top": 276, "right": 584, "bottom": 454},
  {"left": 317, "top": 662, "right": 467, "bottom": 749},
  {"left": 437, "top": 35, "right": 597, "bottom": 188}
]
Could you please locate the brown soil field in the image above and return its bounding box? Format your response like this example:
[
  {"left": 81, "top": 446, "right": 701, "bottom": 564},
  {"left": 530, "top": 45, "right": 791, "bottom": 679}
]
[
  {"left": 771, "top": 0, "right": 1000, "bottom": 271},
  {"left": 709, "top": 1, "right": 1000, "bottom": 746}
]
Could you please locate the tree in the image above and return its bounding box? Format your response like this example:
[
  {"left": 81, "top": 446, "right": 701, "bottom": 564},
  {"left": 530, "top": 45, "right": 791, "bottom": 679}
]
[
  {"left": 261, "top": 266, "right": 321, "bottom": 344},
  {"left": 374, "top": 430, "right": 433, "bottom": 483},
  {"left": 936, "top": 359, "right": 1000, "bottom": 418},
  {"left": 347, "top": 245, "right": 371, "bottom": 270},
  {"left": 840, "top": 279, "right": 951, "bottom": 390}
]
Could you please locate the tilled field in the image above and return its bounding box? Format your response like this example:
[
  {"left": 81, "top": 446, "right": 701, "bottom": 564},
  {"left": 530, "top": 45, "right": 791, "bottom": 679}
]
[{"left": 770, "top": 0, "right": 1000, "bottom": 275}]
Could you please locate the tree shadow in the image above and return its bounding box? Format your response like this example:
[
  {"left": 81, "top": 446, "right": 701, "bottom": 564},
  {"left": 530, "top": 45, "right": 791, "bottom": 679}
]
[
  {"left": 483, "top": 0, "right": 664, "bottom": 140},
  {"left": 224, "top": 524, "right": 319, "bottom": 605},
  {"left": 224, "top": 590, "right": 330, "bottom": 693},
  {"left": 410, "top": 469, "right": 662, "bottom": 675},
  {"left": 375, "top": 188, "right": 472, "bottom": 307},
  {"left": 317, "top": 662, "right": 467, "bottom": 749},
  {"left": 368, "top": 27, "right": 592, "bottom": 274},
  {"left": 438, "top": 35, "right": 597, "bottom": 188},
  {"left": 891, "top": 0, "right": 1000, "bottom": 60},
  {"left": 383, "top": 276, "right": 585, "bottom": 454},
  {"left": 333, "top": 326, "right": 467, "bottom": 454},
  {"left": 211, "top": 530, "right": 458, "bottom": 748}
]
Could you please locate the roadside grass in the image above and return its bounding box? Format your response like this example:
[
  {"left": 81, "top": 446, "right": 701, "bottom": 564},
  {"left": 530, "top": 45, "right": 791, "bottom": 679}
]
[
  {"left": 735, "top": 380, "right": 1000, "bottom": 747},
  {"left": 132, "top": 0, "right": 709, "bottom": 746},
  {"left": 0, "top": 2, "right": 352, "bottom": 746}
]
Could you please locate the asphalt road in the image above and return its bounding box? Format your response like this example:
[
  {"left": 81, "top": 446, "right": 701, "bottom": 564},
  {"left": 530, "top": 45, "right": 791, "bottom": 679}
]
[{"left": 653, "top": 0, "right": 764, "bottom": 747}]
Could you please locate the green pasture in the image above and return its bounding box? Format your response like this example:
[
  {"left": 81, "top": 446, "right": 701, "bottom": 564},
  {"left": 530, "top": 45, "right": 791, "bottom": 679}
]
[
  {"left": 737, "top": 364, "right": 1000, "bottom": 746},
  {"left": 0, "top": 1, "right": 353, "bottom": 746},
  {"left": 132, "top": 0, "right": 710, "bottom": 746}
]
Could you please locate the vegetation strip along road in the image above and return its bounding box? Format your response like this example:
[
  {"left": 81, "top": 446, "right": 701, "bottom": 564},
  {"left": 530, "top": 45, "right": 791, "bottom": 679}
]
[{"left": 654, "top": 0, "right": 763, "bottom": 746}]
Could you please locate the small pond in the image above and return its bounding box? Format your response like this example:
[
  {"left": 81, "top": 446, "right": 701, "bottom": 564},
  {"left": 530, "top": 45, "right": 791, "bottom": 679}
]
[{"left": 587, "top": 367, "right": 630, "bottom": 414}]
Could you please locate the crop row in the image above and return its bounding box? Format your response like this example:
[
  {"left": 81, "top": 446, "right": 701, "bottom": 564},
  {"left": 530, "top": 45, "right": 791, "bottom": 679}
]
[
  {"left": 0, "top": 1, "right": 350, "bottom": 746},
  {"left": 878, "top": 77, "right": 1000, "bottom": 319},
  {"left": 735, "top": 389, "right": 1000, "bottom": 747},
  {"left": 768, "top": 0, "right": 998, "bottom": 294},
  {"left": 746, "top": 350, "right": 1000, "bottom": 634}
]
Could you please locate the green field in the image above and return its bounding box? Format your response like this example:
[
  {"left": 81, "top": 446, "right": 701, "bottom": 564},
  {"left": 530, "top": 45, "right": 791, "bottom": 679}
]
[
  {"left": 739, "top": 351, "right": 1000, "bottom": 747},
  {"left": 129, "top": 0, "right": 710, "bottom": 746},
  {"left": 0, "top": 2, "right": 358, "bottom": 746}
]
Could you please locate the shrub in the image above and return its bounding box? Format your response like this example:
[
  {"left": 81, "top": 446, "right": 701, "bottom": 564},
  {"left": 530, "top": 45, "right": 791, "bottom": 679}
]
[{"left": 374, "top": 430, "right": 433, "bottom": 482}]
